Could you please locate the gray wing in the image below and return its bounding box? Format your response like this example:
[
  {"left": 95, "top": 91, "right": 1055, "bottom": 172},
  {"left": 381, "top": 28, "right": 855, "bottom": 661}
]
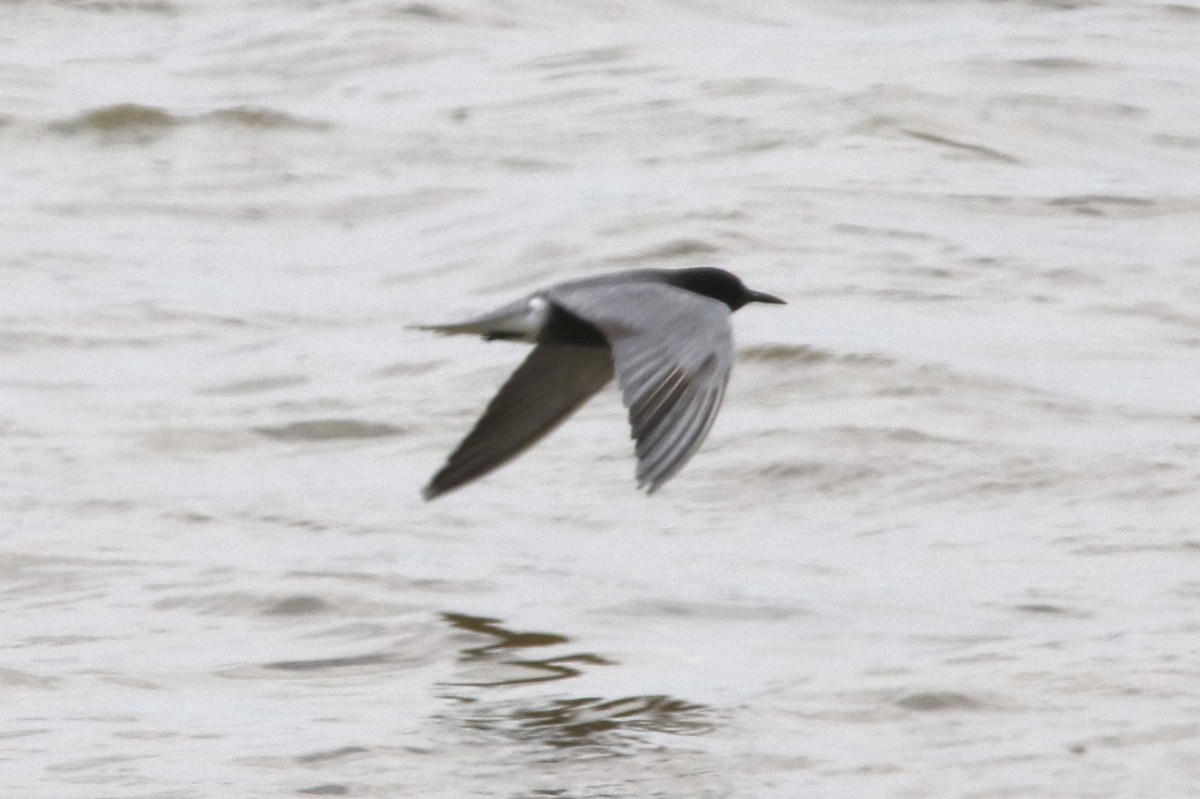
[
  {"left": 551, "top": 282, "right": 733, "bottom": 493},
  {"left": 423, "top": 344, "right": 613, "bottom": 499}
]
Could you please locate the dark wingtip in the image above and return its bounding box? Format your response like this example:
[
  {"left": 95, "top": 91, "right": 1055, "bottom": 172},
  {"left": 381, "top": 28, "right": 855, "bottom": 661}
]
[
  {"left": 637, "top": 475, "right": 664, "bottom": 495},
  {"left": 422, "top": 475, "right": 451, "bottom": 501}
]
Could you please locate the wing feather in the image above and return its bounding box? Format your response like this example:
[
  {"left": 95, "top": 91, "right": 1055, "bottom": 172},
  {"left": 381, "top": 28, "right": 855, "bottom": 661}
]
[
  {"left": 423, "top": 344, "right": 613, "bottom": 499},
  {"left": 638, "top": 387, "right": 721, "bottom": 489},
  {"left": 550, "top": 282, "right": 734, "bottom": 493}
]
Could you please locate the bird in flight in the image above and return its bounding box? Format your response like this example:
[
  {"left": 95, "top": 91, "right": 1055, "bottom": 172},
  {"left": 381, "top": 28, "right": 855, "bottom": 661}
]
[{"left": 417, "top": 267, "right": 785, "bottom": 499}]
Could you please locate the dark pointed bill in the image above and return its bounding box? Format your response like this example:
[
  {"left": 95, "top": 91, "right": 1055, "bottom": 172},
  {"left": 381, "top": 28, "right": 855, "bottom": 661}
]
[{"left": 748, "top": 290, "right": 786, "bottom": 305}]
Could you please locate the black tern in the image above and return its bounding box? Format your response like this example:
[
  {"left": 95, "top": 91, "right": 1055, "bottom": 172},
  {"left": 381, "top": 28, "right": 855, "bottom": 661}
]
[{"left": 418, "top": 267, "right": 785, "bottom": 499}]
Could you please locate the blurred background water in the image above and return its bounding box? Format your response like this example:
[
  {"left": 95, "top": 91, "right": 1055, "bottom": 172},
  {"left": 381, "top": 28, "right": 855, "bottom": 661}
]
[{"left": 3, "top": 1, "right": 1200, "bottom": 796}]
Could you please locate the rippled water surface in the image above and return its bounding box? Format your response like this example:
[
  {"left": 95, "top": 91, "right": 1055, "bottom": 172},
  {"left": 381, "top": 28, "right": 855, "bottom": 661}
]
[{"left": 4, "top": 1, "right": 1200, "bottom": 796}]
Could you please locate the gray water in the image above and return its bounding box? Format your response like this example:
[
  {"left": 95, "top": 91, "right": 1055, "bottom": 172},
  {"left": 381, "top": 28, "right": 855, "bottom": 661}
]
[{"left": 3, "top": 1, "right": 1200, "bottom": 796}]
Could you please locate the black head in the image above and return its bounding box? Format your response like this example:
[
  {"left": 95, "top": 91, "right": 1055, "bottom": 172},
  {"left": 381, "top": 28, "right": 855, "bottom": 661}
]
[{"left": 664, "top": 267, "right": 786, "bottom": 311}]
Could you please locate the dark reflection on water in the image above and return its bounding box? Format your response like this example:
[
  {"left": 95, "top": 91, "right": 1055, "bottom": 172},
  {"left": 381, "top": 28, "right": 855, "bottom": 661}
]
[
  {"left": 442, "top": 612, "right": 613, "bottom": 687},
  {"left": 264, "top": 652, "right": 393, "bottom": 671},
  {"left": 455, "top": 694, "right": 714, "bottom": 752},
  {"left": 439, "top": 613, "right": 713, "bottom": 755},
  {"left": 217, "top": 650, "right": 407, "bottom": 680}
]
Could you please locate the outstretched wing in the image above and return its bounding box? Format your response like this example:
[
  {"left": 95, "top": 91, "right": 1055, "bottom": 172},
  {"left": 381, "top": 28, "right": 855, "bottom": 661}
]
[
  {"left": 423, "top": 344, "right": 613, "bottom": 499},
  {"left": 551, "top": 282, "right": 734, "bottom": 493}
]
